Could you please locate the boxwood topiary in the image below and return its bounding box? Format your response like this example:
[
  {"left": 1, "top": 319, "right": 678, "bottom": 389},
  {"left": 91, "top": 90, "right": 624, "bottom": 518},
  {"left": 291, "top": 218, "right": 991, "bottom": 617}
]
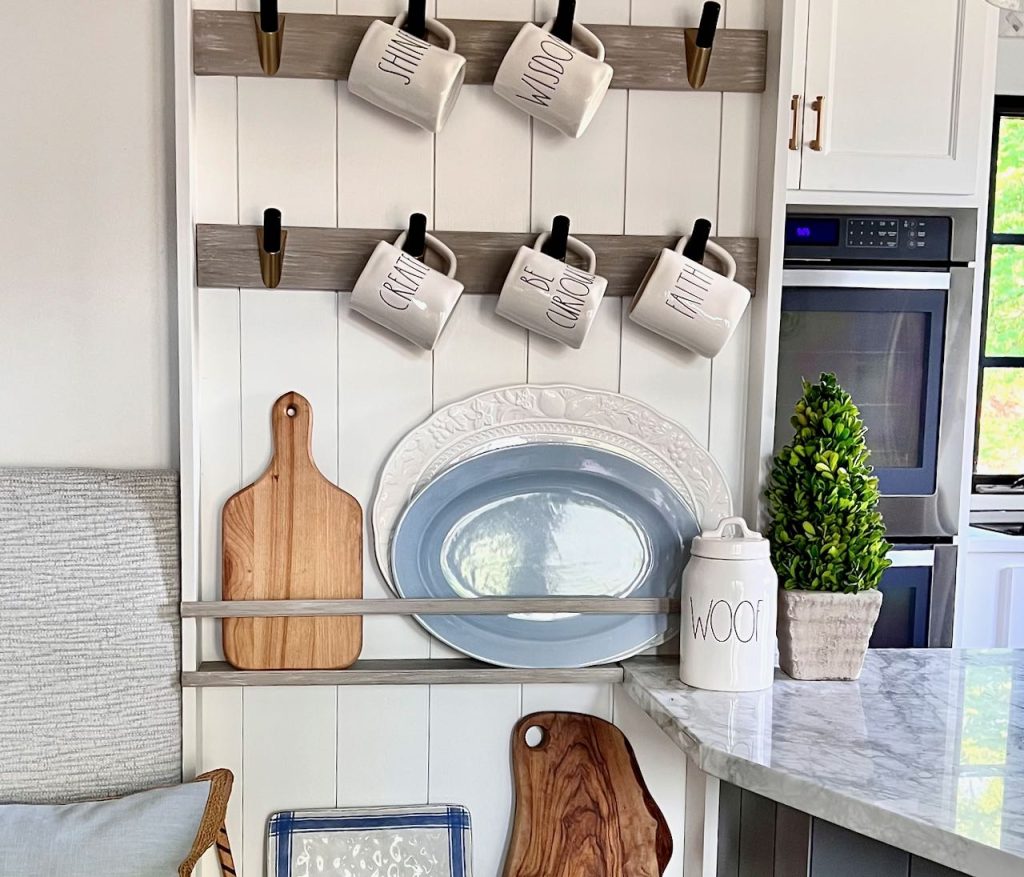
[{"left": 766, "top": 372, "right": 891, "bottom": 593}]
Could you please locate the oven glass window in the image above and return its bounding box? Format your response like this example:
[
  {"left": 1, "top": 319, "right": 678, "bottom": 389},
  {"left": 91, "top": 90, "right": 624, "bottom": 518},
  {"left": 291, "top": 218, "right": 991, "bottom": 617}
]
[{"left": 775, "top": 311, "right": 929, "bottom": 469}]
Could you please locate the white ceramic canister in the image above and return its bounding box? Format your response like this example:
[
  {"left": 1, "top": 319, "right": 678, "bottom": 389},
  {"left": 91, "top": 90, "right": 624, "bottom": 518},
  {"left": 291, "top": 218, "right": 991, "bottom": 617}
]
[{"left": 679, "top": 516, "right": 777, "bottom": 692}]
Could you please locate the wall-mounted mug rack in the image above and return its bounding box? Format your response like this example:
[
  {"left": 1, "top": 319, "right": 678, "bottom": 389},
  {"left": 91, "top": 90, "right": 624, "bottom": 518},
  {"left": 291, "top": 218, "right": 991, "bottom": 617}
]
[
  {"left": 192, "top": 10, "right": 767, "bottom": 94},
  {"left": 196, "top": 224, "right": 758, "bottom": 296}
]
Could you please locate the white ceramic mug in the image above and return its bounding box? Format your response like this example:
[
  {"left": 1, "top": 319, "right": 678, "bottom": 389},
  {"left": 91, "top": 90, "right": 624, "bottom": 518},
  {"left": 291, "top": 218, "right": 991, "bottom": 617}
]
[
  {"left": 629, "top": 236, "right": 751, "bottom": 358},
  {"left": 496, "top": 233, "right": 608, "bottom": 348},
  {"left": 350, "top": 231, "right": 464, "bottom": 349},
  {"left": 493, "top": 19, "right": 614, "bottom": 138},
  {"left": 348, "top": 14, "right": 466, "bottom": 133}
]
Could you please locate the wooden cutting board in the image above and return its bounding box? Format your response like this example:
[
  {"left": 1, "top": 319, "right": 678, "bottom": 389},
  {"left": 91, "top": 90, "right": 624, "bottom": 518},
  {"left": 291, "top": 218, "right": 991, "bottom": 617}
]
[
  {"left": 221, "top": 391, "right": 362, "bottom": 670},
  {"left": 504, "top": 712, "right": 672, "bottom": 877}
]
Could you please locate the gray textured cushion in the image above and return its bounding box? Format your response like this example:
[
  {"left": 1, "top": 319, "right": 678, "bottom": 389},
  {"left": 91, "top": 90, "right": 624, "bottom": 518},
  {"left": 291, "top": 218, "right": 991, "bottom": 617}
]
[
  {"left": 0, "top": 469, "right": 181, "bottom": 803},
  {"left": 0, "top": 780, "right": 210, "bottom": 877}
]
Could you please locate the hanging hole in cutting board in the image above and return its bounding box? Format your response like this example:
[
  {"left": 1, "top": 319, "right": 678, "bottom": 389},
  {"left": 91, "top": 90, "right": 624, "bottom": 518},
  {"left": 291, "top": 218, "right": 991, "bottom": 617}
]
[
  {"left": 287, "top": 406, "right": 297, "bottom": 417},
  {"left": 524, "top": 725, "right": 547, "bottom": 749}
]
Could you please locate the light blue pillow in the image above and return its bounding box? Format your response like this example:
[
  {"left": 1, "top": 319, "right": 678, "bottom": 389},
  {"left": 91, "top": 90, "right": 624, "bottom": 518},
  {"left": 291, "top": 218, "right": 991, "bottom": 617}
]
[{"left": 0, "top": 770, "right": 233, "bottom": 877}]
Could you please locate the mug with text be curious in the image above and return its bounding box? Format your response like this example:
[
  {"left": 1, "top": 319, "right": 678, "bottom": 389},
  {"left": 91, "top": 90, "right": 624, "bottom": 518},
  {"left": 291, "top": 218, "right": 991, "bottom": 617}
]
[
  {"left": 629, "top": 237, "right": 751, "bottom": 358},
  {"left": 348, "top": 14, "right": 466, "bottom": 133},
  {"left": 493, "top": 19, "right": 614, "bottom": 138},
  {"left": 496, "top": 233, "right": 608, "bottom": 348},
  {"left": 350, "top": 231, "right": 463, "bottom": 350}
]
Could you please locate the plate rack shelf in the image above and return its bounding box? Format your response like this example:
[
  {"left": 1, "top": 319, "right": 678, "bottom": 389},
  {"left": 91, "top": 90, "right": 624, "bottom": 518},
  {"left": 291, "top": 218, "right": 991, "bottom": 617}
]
[
  {"left": 197, "top": 225, "right": 759, "bottom": 295},
  {"left": 181, "top": 598, "right": 679, "bottom": 686},
  {"left": 193, "top": 11, "right": 768, "bottom": 94}
]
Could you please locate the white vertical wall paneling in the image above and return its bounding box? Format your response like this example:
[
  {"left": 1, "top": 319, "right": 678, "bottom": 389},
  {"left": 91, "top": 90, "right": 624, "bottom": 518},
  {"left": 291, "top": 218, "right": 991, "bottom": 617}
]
[
  {"left": 195, "top": 77, "right": 239, "bottom": 224},
  {"left": 337, "top": 297, "right": 434, "bottom": 658},
  {"left": 196, "top": 688, "right": 244, "bottom": 877},
  {"left": 336, "top": 686, "right": 430, "bottom": 805},
  {"left": 337, "top": 0, "right": 436, "bottom": 229},
  {"left": 336, "top": 0, "right": 436, "bottom": 662},
  {"left": 613, "top": 687, "right": 687, "bottom": 877},
  {"left": 434, "top": 1, "right": 534, "bottom": 234},
  {"left": 428, "top": 10, "right": 531, "bottom": 865},
  {"left": 521, "top": 683, "right": 614, "bottom": 720},
  {"left": 243, "top": 688, "right": 339, "bottom": 873},
  {"left": 620, "top": 3, "right": 719, "bottom": 446},
  {"left": 197, "top": 291, "right": 242, "bottom": 662},
  {"left": 710, "top": 0, "right": 761, "bottom": 514},
  {"left": 429, "top": 685, "right": 522, "bottom": 877}
]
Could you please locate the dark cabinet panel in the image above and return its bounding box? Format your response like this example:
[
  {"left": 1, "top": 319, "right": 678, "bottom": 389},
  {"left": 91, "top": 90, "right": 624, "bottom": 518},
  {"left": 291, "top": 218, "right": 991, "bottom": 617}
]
[
  {"left": 810, "top": 820, "right": 909, "bottom": 877},
  {"left": 871, "top": 565, "right": 931, "bottom": 648},
  {"left": 910, "top": 857, "right": 968, "bottom": 877}
]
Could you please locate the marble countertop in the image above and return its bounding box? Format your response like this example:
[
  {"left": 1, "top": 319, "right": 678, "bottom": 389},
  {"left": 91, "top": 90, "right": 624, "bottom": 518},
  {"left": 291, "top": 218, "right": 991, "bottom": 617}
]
[{"left": 622, "top": 650, "right": 1024, "bottom": 877}]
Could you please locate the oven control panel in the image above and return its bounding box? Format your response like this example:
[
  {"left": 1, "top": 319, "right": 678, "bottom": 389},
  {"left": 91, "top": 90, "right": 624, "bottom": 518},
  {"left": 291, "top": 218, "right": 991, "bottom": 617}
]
[{"left": 785, "top": 214, "right": 952, "bottom": 262}]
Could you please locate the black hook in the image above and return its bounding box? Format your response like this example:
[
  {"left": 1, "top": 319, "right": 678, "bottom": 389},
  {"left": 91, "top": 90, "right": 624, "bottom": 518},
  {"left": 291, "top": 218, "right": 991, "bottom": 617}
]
[
  {"left": 682, "top": 218, "right": 712, "bottom": 264},
  {"left": 262, "top": 208, "right": 282, "bottom": 253},
  {"left": 404, "top": 0, "right": 428, "bottom": 40},
  {"left": 541, "top": 215, "right": 571, "bottom": 262},
  {"left": 552, "top": 0, "right": 576, "bottom": 43},
  {"left": 402, "top": 213, "right": 428, "bottom": 259},
  {"left": 697, "top": 2, "right": 721, "bottom": 49},
  {"left": 259, "top": 0, "right": 279, "bottom": 34}
]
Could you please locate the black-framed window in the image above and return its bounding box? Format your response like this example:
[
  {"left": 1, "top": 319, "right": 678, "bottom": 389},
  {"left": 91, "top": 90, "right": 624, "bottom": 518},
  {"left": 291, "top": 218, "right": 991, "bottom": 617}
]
[{"left": 975, "top": 97, "right": 1024, "bottom": 490}]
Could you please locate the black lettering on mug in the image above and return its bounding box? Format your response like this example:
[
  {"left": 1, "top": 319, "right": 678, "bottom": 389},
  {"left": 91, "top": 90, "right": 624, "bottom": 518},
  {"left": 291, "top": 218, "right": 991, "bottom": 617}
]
[
  {"left": 379, "top": 252, "right": 430, "bottom": 310},
  {"left": 520, "top": 265, "right": 555, "bottom": 292},
  {"left": 377, "top": 30, "right": 429, "bottom": 85},
  {"left": 514, "top": 37, "right": 576, "bottom": 107},
  {"left": 666, "top": 265, "right": 715, "bottom": 319},
  {"left": 545, "top": 265, "right": 596, "bottom": 329}
]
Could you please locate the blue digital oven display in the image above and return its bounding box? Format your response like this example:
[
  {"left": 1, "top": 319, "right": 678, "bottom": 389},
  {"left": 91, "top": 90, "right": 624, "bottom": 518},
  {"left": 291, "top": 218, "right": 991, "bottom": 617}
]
[{"left": 786, "top": 217, "right": 840, "bottom": 247}]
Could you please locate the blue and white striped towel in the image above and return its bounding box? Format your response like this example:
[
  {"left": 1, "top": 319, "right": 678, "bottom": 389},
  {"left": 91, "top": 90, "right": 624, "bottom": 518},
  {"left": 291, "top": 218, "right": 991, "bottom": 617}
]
[{"left": 267, "top": 804, "right": 472, "bottom": 877}]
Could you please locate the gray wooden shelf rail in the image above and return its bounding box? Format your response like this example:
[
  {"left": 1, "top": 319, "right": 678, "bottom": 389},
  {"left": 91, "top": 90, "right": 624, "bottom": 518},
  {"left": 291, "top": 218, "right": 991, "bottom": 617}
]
[
  {"left": 183, "top": 659, "right": 630, "bottom": 687},
  {"left": 197, "top": 224, "right": 758, "bottom": 296},
  {"left": 181, "top": 597, "right": 681, "bottom": 617},
  {"left": 193, "top": 11, "right": 767, "bottom": 94}
]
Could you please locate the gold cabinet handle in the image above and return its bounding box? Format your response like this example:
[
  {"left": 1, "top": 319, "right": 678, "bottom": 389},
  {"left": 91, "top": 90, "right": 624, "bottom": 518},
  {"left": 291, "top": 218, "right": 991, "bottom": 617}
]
[
  {"left": 810, "top": 95, "right": 825, "bottom": 151},
  {"left": 788, "top": 94, "right": 801, "bottom": 150}
]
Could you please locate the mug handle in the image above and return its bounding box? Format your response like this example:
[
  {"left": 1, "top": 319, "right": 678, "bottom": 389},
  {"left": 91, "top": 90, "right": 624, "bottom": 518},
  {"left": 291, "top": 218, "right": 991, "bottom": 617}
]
[
  {"left": 532, "top": 231, "right": 597, "bottom": 275},
  {"left": 393, "top": 230, "right": 459, "bottom": 279},
  {"left": 674, "top": 235, "right": 737, "bottom": 281},
  {"left": 538, "top": 17, "right": 606, "bottom": 63},
  {"left": 391, "top": 13, "right": 458, "bottom": 53}
]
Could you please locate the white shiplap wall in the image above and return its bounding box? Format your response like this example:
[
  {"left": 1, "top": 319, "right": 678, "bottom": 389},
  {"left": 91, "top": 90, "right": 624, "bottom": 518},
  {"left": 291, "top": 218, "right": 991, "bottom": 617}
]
[{"left": 188, "top": 1, "right": 763, "bottom": 874}]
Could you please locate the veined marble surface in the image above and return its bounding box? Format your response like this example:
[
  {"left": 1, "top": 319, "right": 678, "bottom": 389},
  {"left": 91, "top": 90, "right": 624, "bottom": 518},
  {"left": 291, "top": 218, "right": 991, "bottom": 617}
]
[{"left": 622, "top": 650, "right": 1024, "bottom": 877}]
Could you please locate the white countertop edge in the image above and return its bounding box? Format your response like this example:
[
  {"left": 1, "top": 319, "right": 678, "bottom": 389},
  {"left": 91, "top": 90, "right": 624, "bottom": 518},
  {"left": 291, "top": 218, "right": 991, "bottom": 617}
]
[{"left": 620, "top": 669, "right": 1017, "bottom": 877}]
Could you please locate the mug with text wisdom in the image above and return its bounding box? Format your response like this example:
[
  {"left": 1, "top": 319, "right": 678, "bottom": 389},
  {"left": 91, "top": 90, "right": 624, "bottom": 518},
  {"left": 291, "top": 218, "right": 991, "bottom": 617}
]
[
  {"left": 348, "top": 14, "right": 466, "bottom": 133},
  {"left": 629, "top": 237, "right": 750, "bottom": 358},
  {"left": 350, "top": 231, "right": 463, "bottom": 349},
  {"left": 496, "top": 233, "right": 608, "bottom": 348},
  {"left": 492, "top": 19, "right": 613, "bottom": 138}
]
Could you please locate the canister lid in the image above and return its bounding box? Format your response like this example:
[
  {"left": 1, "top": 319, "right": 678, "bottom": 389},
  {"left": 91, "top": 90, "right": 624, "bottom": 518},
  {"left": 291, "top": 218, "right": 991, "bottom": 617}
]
[{"left": 691, "top": 516, "right": 770, "bottom": 560}]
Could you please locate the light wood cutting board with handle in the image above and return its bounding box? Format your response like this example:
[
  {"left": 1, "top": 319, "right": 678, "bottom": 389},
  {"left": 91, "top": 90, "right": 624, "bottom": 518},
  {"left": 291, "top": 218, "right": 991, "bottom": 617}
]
[
  {"left": 504, "top": 711, "right": 672, "bottom": 877},
  {"left": 222, "top": 391, "right": 362, "bottom": 670}
]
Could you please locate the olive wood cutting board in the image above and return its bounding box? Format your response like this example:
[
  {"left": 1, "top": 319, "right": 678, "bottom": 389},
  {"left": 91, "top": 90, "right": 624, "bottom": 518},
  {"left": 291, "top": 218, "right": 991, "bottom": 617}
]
[
  {"left": 504, "top": 712, "right": 672, "bottom": 877},
  {"left": 221, "top": 391, "right": 362, "bottom": 670}
]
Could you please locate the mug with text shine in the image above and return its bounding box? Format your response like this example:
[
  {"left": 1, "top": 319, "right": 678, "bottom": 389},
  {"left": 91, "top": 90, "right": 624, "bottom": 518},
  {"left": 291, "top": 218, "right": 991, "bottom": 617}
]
[
  {"left": 496, "top": 233, "right": 608, "bottom": 349},
  {"left": 348, "top": 14, "right": 467, "bottom": 133},
  {"left": 493, "top": 19, "right": 614, "bottom": 138},
  {"left": 350, "top": 231, "right": 463, "bottom": 350},
  {"left": 629, "top": 236, "right": 751, "bottom": 358}
]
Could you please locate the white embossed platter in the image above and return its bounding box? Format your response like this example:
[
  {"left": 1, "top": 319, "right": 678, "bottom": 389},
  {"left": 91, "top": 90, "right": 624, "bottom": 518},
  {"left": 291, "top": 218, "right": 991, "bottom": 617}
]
[{"left": 372, "top": 384, "right": 733, "bottom": 590}]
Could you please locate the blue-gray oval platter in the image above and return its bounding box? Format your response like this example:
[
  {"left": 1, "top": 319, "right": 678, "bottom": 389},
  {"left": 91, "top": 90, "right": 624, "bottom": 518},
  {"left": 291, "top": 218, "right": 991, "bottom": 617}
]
[{"left": 390, "top": 443, "right": 698, "bottom": 668}]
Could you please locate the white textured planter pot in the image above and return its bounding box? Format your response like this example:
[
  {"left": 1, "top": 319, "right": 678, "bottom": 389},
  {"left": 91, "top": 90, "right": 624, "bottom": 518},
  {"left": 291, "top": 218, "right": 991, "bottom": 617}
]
[{"left": 777, "top": 589, "right": 883, "bottom": 681}]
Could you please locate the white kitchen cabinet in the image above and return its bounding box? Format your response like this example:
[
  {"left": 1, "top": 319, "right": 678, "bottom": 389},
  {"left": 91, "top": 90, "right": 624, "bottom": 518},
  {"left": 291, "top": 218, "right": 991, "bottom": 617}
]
[
  {"left": 787, "top": 0, "right": 992, "bottom": 195},
  {"left": 957, "top": 534, "right": 1024, "bottom": 648}
]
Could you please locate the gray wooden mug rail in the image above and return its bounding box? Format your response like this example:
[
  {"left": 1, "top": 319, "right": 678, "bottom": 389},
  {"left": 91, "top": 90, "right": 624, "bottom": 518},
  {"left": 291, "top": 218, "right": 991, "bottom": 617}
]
[
  {"left": 196, "top": 224, "right": 759, "bottom": 295},
  {"left": 193, "top": 11, "right": 768, "bottom": 94}
]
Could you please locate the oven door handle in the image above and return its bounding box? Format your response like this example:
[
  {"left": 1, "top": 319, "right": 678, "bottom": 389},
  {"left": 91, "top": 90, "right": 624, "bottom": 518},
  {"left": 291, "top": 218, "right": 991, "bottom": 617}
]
[{"left": 782, "top": 269, "right": 951, "bottom": 290}]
